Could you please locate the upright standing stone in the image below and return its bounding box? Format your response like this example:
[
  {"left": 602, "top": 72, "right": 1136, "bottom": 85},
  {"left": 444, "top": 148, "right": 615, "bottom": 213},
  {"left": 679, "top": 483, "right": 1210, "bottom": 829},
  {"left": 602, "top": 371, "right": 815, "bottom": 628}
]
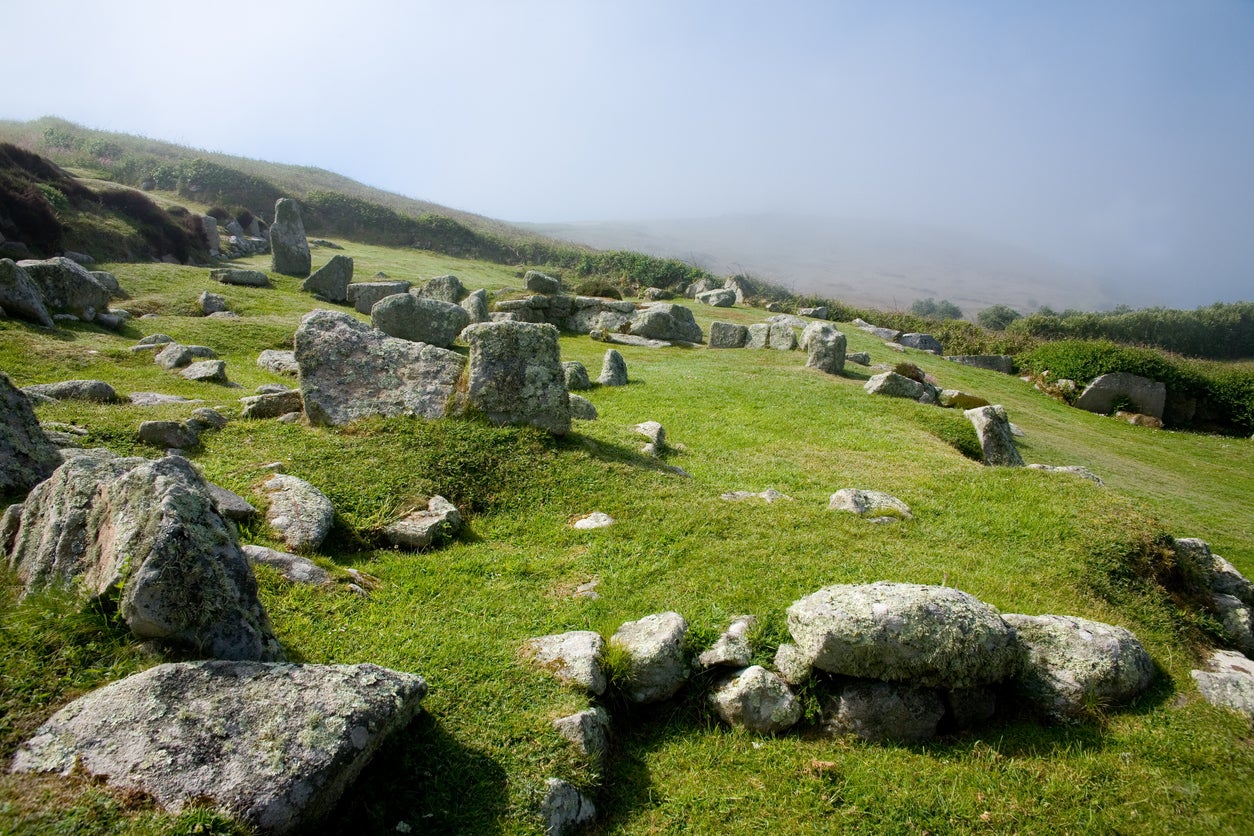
[
  {"left": 461, "top": 321, "right": 571, "bottom": 435},
  {"left": 598, "top": 349, "right": 627, "bottom": 386},
  {"left": 802, "top": 323, "right": 847, "bottom": 374},
  {"left": 709, "top": 321, "right": 749, "bottom": 348},
  {"left": 270, "top": 198, "right": 311, "bottom": 277},
  {"left": 301, "top": 255, "right": 353, "bottom": 303},
  {"left": 965, "top": 405, "right": 1024, "bottom": 466}
]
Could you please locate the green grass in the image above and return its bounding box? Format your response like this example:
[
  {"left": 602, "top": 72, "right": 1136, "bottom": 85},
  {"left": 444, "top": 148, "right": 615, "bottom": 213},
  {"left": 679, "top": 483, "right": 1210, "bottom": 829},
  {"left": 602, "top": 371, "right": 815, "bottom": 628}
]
[{"left": 2, "top": 245, "right": 1253, "bottom": 834}]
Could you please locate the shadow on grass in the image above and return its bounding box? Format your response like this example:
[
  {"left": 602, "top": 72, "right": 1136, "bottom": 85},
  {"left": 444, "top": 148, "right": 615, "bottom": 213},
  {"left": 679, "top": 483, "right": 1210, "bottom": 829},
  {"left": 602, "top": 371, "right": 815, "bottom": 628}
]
[
  {"left": 322, "top": 711, "right": 508, "bottom": 835},
  {"left": 566, "top": 432, "right": 692, "bottom": 477}
]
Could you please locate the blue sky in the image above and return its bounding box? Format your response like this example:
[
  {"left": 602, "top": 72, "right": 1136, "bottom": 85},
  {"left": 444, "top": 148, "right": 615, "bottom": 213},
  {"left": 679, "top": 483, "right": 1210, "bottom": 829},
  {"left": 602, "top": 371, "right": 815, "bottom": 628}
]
[{"left": 6, "top": 1, "right": 1253, "bottom": 305}]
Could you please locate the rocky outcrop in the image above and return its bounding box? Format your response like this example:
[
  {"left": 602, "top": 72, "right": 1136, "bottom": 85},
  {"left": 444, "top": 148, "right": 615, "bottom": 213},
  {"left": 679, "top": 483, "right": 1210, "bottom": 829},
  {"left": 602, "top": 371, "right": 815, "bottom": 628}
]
[
  {"left": 462, "top": 321, "right": 571, "bottom": 435},
  {"left": 270, "top": 198, "right": 311, "bottom": 277},
  {"left": 965, "top": 405, "right": 1024, "bottom": 466},
  {"left": 1075, "top": 372, "right": 1166, "bottom": 420},
  {"left": 11, "top": 661, "right": 427, "bottom": 834},
  {"left": 18, "top": 257, "right": 111, "bottom": 320},
  {"left": 0, "top": 370, "right": 62, "bottom": 494},
  {"left": 258, "top": 474, "right": 334, "bottom": 553},
  {"left": 301, "top": 255, "right": 353, "bottom": 303},
  {"left": 371, "top": 293, "right": 471, "bottom": 348},
  {"left": 294, "top": 310, "right": 465, "bottom": 427},
  {"left": 347, "top": 281, "right": 410, "bottom": 314},
  {"left": 7, "top": 451, "right": 282, "bottom": 660},
  {"left": 610, "top": 612, "right": 689, "bottom": 703},
  {"left": 0, "top": 258, "right": 54, "bottom": 326}
]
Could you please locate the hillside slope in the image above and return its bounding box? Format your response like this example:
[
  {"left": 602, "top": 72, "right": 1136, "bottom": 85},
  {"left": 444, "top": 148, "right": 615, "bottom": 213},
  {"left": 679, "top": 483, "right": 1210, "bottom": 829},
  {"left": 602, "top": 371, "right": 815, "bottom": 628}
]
[{"left": 1, "top": 238, "right": 1252, "bottom": 834}]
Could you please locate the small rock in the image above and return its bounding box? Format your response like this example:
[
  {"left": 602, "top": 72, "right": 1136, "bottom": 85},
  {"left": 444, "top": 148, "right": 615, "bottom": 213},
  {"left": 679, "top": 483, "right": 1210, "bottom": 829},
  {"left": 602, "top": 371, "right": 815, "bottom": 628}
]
[
  {"left": 524, "top": 270, "right": 561, "bottom": 295},
  {"left": 845, "top": 352, "right": 870, "bottom": 365},
  {"left": 181, "top": 360, "right": 229, "bottom": 384},
  {"left": 22, "top": 380, "right": 118, "bottom": 403},
  {"left": 698, "top": 615, "right": 757, "bottom": 668},
  {"left": 572, "top": 512, "right": 614, "bottom": 530},
  {"left": 198, "top": 291, "right": 228, "bottom": 315},
  {"left": 773, "top": 643, "right": 811, "bottom": 685},
  {"left": 827, "top": 489, "right": 912, "bottom": 520},
  {"left": 211, "top": 268, "right": 270, "bottom": 287},
  {"left": 720, "top": 489, "right": 794, "bottom": 503},
  {"left": 966, "top": 405, "right": 1024, "bottom": 467},
  {"left": 552, "top": 707, "right": 610, "bottom": 767},
  {"left": 257, "top": 349, "right": 299, "bottom": 376},
  {"left": 259, "top": 474, "right": 335, "bottom": 553},
  {"left": 241, "top": 390, "right": 304, "bottom": 420},
  {"left": 562, "top": 361, "right": 592, "bottom": 391},
  {"left": 610, "top": 612, "right": 689, "bottom": 703},
  {"left": 709, "top": 665, "right": 801, "bottom": 734},
  {"left": 1191, "top": 649, "right": 1254, "bottom": 720},
  {"left": 208, "top": 483, "right": 256, "bottom": 520},
  {"left": 568, "top": 394, "right": 598, "bottom": 421},
  {"left": 382, "top": 496, "right": 463, "bottom": 549},
  {"left": 242, "top": 544, "right": 332, "bottom": 586},
  {"left": 522, "top": 631, "right": 607, "bottom": 695},
  {"left": 540, "top": 778, "right": 596, "bottom": 836},
  {"left": 137, "top": 420, "right": 199, "bottom": 450}
]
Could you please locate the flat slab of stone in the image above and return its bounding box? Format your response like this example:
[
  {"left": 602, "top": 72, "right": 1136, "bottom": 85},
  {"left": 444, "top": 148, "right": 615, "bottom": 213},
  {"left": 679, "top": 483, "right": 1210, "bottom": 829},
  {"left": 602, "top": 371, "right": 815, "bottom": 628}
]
[
  {"left": 827, "top": 489, "right": 911, "bottom": 520},
  {"left": 1192, "top": 649, "right": 1254, "bottom": 720},
  {"left": 522, "top": 631, "right": 607, "bottom": 695},
  {"left": 381, "top": 496, "right": 462, "bottom": 549},
  {"left": 1074, "top": 372, "right": 1166, "bottom": 419},
  {"left": 11, "top": 661, "right": 427, "bottom": 834},
  {"left": 211, "top": 268, "right": 270, "bottom": 287},
  {"left": 129, "top": 392, "right": 200, "bottom": 406},
  {"left": 259, "top": 474, "right": 334, "bottom": 553},
  {"left": 243, "top": 544, "right": 332, "bottom": 585},
  {"left": 242, "top": 390, "right": 304, "bottom": 420}
]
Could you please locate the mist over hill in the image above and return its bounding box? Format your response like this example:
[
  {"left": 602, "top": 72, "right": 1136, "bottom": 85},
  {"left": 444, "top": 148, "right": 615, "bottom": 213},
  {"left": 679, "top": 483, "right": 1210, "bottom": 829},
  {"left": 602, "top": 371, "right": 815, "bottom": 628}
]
[{"left": 523, "top": 214, "right": 1115, "bottom": 316}]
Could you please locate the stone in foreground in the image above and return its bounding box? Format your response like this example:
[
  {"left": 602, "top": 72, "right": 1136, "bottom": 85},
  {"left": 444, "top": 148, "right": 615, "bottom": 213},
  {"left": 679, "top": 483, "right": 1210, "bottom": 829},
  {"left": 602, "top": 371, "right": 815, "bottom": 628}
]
[
  {"left": 462, "top": 321, "right": 571, "bottom": 435},
  {"left": 965, "top": 404, "right": 1024, "bottom": 466},
  {"left": 787, "top": 582, "right": 1018, "bottom": 689},
  {"left": 522, "top": 631, "right": 607, "bottom": 695},
  {"left": 610, "top": 612, "right": 689, "bottom": 703},
  {"left": 698, "top": 615, "right": 757, "bottom": 668},
  {"left": 11, "top": 661, "right": 427, "bottom": 834},
  {"left": 1191, "top": 649, "right": 1254, "bottom": 720},
  {"left": 710, "top": 665, "right": 801, "bottom": 734},
  {"left": 0, "top": 370, "right": 62, "bottom": 494},
  {"left": 259, "top": 474, "right": 335, "bottom": 553},
  {"left": 1004, "top": 613, "right": 1154, "bottom": 721}
]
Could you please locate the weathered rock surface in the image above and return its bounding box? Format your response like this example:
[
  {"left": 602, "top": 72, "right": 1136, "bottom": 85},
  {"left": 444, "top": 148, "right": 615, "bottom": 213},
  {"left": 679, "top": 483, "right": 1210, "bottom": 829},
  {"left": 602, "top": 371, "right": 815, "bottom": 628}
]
[
  {"left": 11, "top": 660, "right": 427, "bottom": 834},
  {"left": 541, "top": 778, "right": 596, "bottom": 836},
  {"left": 259, "top": 474, "right": 334, "bottom": 553},
  {"left": 946, "top": 355, "right": 1015, "bottom": 374},
  {"left": 708, "top": 321, "right": 749, "bottom": 348},
  {"left": 1075, "top": 372, "right": 1166, "bottom": 420},
  {"left": 864, "top": 371, "right": 938, "bottom": 403},
  {"left": 522, "top": 631, "right": 607, "bottom": 695},
  {"left": 8, "top": 451, "right": 282, "bottom": 660},
  {"left": 0, "top": 370, "right": 62, "bottom": 494},
  {"left": 460, "top": 287, "right": 490, "bottom": 324},
  {"left": 1191, "top": 649, "right": 1254, "bottom": 720},
  {"left": 965, "top": 405, "right": 1024, "bottom": 466},
  {"left": 698, "top": 615, "right": 757, "bottom": 668},
  {"left": 610, "top": 612, "right": 689, "bottom": 703},
  {"left": 381, "top": 496, "right": 462, "bottom": 549},
  {"left": 1026, "top": 464, "right": 1104, "bottom": 485},
  {"left": 198, "top": 290, "right": 228, "bottom": 315},
  {"left": 242, "top": 390, "right": 304, "bottom": 420},
  {"left": 787, "top": 582, "right": 1019, "bottom": 688},
  {"left": 270, "top": 198, "right": 311, "bottom": 277},
  {"left": 745, "top": 323, "right": 770, "bottom": 350},
  {"left": 821, "top": 680, "right": 946, "bottom": 742},
  {"left": 416, "top": 274, "right": 468, "bottom": 303},
  {"left": 1003, "top": 613, "right": 1154, "bottom": 721},
  {"left": 553, "top": 706, "right": 610, "bottom": 767},
  {"left": 774, "top": 643, "right": 811, "bottom": 685},
  {"left": 768, "top": 322, "right": 797, "bottom": 351},
  {"left": 22, "top": 379, "right": 117, "bottom": 403},
  {"left": 154, "top": 343, "right": 216, "bottom": 371},
  {"left": 827, "top": 489, "right": 912, "bottom": 519},
  {"left": 243, "top": 544, "right": 332, "bottom": 585},
  {"left": 696, "top": 288, "right": 737, "bottom": 307},
  {"left": 562, "top": 361, "right": 592, "bottom": 391},
  {"left": 598, "top": 348, "right": 628, "bottom": 386},
  {"left": 347, "top": 281, "right": 410, "bottom": 314},
  {"left": 802, "top": 322, "right": 847, "bottom": 374},
  {"left": 257, "top": 349, "right": 299, "bottom": 376},
  {"left": 208, "top": 483, "right": 256, "bottom": 520},
  {"left": 137, "top": 420, "right": 199, "bottom": 450},
  {"left": 301, "top": 255, "right": 353, "bottom": 302},
  {"left": 1212, "top": 593, "right": 1254, "bottom": 655},
  {"left": 295, "top": 310, "right": 465, "bottom": 427},
  {"left": 181, "top": 360, "right": 228, "bottom": 383},
  {"left": 524, "top": 270, "right": 561, "bottom": 295},
  {"left": 18, "top": 257, "right": 111, "bottom": 320},
  {"left": 799, "top": 306, "right": 828, "bottom": 319},
  {"left": 0, "top": 258, "right": 54, "bottom": 326},
  {"left": 569, "top": 394, "right": 598, "bottom": 421},
  {"left": 710, "top": 665, "right": 801, "bottom": 734},
  {"left": 899, "top": 333, "right": 942, "bottom": 353},
  {"left": 846, "top": 351, "right": 871, "bottom": 366},
  {"left": 211, "top": 268, "right": 270, "bottom": 287},
  {"left": 462, "top": 321, "right": 571, "bottom": 435},
  {"left": 372, "top": 293, "right": 471, "bottom": 348},
  {"left": 629, "top": 303, "right": 702, "bottom": 343}
]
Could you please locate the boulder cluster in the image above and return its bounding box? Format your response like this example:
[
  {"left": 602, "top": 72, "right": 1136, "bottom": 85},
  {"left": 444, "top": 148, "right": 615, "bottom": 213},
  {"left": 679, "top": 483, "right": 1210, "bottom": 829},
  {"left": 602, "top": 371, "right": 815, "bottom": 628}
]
[{"left": 1, "top": 256, "right": 128, "bottom": 329}]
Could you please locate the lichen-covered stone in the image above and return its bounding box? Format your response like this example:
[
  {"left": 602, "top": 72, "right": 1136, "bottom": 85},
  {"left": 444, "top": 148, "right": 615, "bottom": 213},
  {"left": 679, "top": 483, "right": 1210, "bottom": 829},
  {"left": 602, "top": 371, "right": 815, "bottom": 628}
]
[
  {"left": 827, "top": 489, "right": 912, "bottom": 519},
  {"left": 696, "top": 288, "right": 736, "bottom": 307},
  {"left": 259, "top": 474, "right": 334, "bottom": 553},
  {"left": 180, "top": 360, "right": 228, "bottom": 383},
  {"left": 460, "top": 287, "right": 490, "bottom": 324},
  {"left": 211, "top": 268, "right": 270, "bottom": 287},
  {"left": 541, "top": 778, "right": 596, "bottom": 836},
  {"left": 965, "top": 404, "right": 1024, "bottom": 466},
  {"left": 462, "top": 321, "right": 571, "bottom": 435},
  {"left": 294, "top": 309, "right": 466, "bottom": 427},
  {"left": 1003, "top": 613, "right": 1154, "bottom": 721},
  {"left": 708, "top": 321, "right": 749, "bottom": 348},
  {"left": 18, "top": 257, "right": 111, "bottom": 320},
  {"left": 899, "top": 333, "right": 942, "bottom": 353},
  {"left": 552, "top": 706, "right": 610, "bottom": 767},
  {"left": 372, "top": 293, "right": 472, "bottom": 349},
  {"left": 569, "top": 394, "right": 598, "bottom": 421},
  {"left": 0, "top": 258, "right": 53, "bottom": 326},
  {"left": 710, "top": 665, "right": 801, "bottom": 734},
  {"left": 301, "top": 254, "right": 353, "bottom": 302},
  {"left": 346, "top": 281, "right": 410, "bottom": 314},
  {"left": 1192, "top": 649, "right": 1254, "bottom": 720},
  {"left": 1075, "top": 372, "right": 1166, "bottom": 419},
  {"left": 381, "top": 496, "right": 462, "bottom": 549},
  {"left": 821, "top": 680, "right": 946, "bottom": 742},
  {"left": 522, "top": 631, "right": 607, "bottom": 695},
  {"left": 629, "top": 303, "right": 702, "bottom": 343},
  {"left": 598, "top": 349, "right": 627, "bottom": 386},
  {"left": 11, "top": 661, "right": 426, "bottom": 834},
  {"left": 802, "top": 323, "right": 846, "bottom": 374},
  {"left": 257, "top": 349, "right": 299, "bottom": 376},
  {"left": 562, "top": 361, "right": 592, "bottom": 391},
  {"left": 270, "top": 198, "right": 311, "bottom": 277},
  {"left": 524, "top": 270, "right": 561, "bottom": 295},
  {"left": 241, "top": 390, "right": 304, "bottom": 420},
  {"left": 137, "top": 420, "right": 199, "bottom": 449},
  {"left": 0, "top": 370, "right": 62, "bottom": 494},
  {"left": 416, "top": 274, "right": 468, "bottom": 303},
  {"left": 864, "top": 371, "right": 936, "bottom": 402},
  {"left": 698, "top": 615, "right": 757, "bottom": 668},
  {"left": 787, "top": 582, "right": 1018, "bottom": 689},
  {"left": 610, "top": 612, "right": 689, "bottom": 703}
]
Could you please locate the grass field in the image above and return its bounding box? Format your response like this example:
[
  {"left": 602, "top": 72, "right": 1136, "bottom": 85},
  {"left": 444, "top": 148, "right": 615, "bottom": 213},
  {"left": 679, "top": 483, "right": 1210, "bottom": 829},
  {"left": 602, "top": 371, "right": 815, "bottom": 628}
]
[{"left": 2, "top": 240, "right": 1252, "bottom": 834}]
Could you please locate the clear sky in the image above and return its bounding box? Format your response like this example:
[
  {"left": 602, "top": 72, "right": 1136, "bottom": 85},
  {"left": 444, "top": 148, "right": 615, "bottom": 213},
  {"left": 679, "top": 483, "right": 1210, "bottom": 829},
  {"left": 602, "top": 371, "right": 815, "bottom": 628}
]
[{"left": 6, "top": 0, "right": 1253, "bottom": 306}]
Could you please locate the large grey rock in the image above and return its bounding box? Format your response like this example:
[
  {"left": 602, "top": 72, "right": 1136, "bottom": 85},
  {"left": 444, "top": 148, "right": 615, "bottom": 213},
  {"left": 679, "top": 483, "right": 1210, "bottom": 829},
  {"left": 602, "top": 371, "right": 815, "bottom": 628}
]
[
  {"left": 181, "top": 360, "right": 229, "bottom": 384},
  {"left": 899, "top": 333, "right": 942, "bottom": 353},
  {"left": 17, "top": 257, "right": 110, "bottom": 320},
  {"left": 211, "top": 268, "right": 270, "bottom": 287},
  {"left": 524, "top": 270, "right": 561, "bottom": 295},
  {"left": 8, "top": 451, "right": 282, "bottom": 660},
  {"left": 562, "top": 361, "right": 592, "bottom": 391},
  {"left": 708, "top": 321, "right": 748, "bottom": 348},
  {"left": 1191, "top": 649, "right": 1254, "bottom": 720},
  {"left": 11, "top": 660, "right": 426, "bottom": 834},
  {"left": 198, "top": 291, "right": 228, "bottom": 315},
  {"left": 745, "top": 323, "right": 770, "bottom": 350},
  {"left": 257, "top": 349, "right": 299, "bottom": 376},
  {"left": 301, "top": 255, "right": 353, "bottom": 302},
  {"left": 417, "top": 274, "right": 468, "bottom": 303},
  {"left": 568, "top": 394, "right": 598, "bottom": 421},
  {"left": 598, "top": 348, "right": 628, "bottom": 386},
  {"left": 1074, "top": 372, "right": 1166, "bottom": 419},
  {"left": 864, "top": 371, "right": 937, "bottom": 402},
  {"left": 698, "top": 615, "right": 757, "bottom": 668},
  {"left": 821, "top": 680, "right": 946, "bottom": 743},
  {"left": 946, "top": 355, "right": 1015, "bottom": 374},
  {"left": 243, "top": 544, "right": 332, "bottom": 586},
  {"left": 258, "top": 474, "right": 334, "bottom": 554},
  {"left": 270, "top": 198, "right": 311, "bottom": 277},
  {"left": 347, "top": 281, "right": 410, "bottom": 314},
  {"left": 371, "top": 293, "right": 471, "bottom": 348},
  {"left": 381, "top": 496, "right": 462, "bottom": 549},
  {"left": 629, "top": 303, "right": 703, "bottom": 343},
  {"left": 802, "top": 323, "right": 847, "bottom": 374},
  {"left": 709, "top": 665, "right": 801, "bottom": 734},
  {"left": 1003, "top": 613, "right": 1154, "bottom": 721},
  {"left": 523, "top": 631, "right": 607, "bottom": 695},
  {"left": 787, "top": 582, "right": 1019, "bottom": 689},
  {"left": 552, "top": 707, "right": 610, "bottom": 767},
  {"left": 0, "top": 370, "right": 62, "bottom": 494},
  {"left": 460, "top": 287, "right": 490, "bottom": 324},
  {"left": 22, "top": 379, "right": 117, "bottom": 403},
  {"left": 137, "top": 420, "right": 199, "bottom": 450},
  {"left": 610, "top": 612, "right": 689, "bottom": 703},
  {"left": 696, "top": 288, "right": 736, "bottom": 307},
  {"left": 1212, "top": 593, "right": 1254, "bottom": 655},
  {"left": 827, "top": 489, "right": 912, "bottom": 520},
  {"left": 294, "top": 309, "right": 466, "bottom": 427},
  {"left": 965, "top": 405, "right": 1024, "bottom": 466},
  {"left": 541, "top": 778, "right": 596, "bottom": 836},
  {"left": 462, "top": 321, "right": 571, "bottom": 435},
  {"left": 242, "top": 390, "right": 304, "bottom": 420},
  {"left": 0, "top": 258, "right": 53, "bottom": 326},
  {"left": 768, "top": 322, "right": 797, "bottom": 351}
]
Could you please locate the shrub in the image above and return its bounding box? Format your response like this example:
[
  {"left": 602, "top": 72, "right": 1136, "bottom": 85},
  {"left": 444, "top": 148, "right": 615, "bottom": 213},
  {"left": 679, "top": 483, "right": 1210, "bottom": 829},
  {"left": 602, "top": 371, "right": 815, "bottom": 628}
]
[
  {"left": 574, "top": 280, "right": 622, "bottom": 299},
  {"left": 977, "top": 304, "right": 1023, "bottom": 331}
]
